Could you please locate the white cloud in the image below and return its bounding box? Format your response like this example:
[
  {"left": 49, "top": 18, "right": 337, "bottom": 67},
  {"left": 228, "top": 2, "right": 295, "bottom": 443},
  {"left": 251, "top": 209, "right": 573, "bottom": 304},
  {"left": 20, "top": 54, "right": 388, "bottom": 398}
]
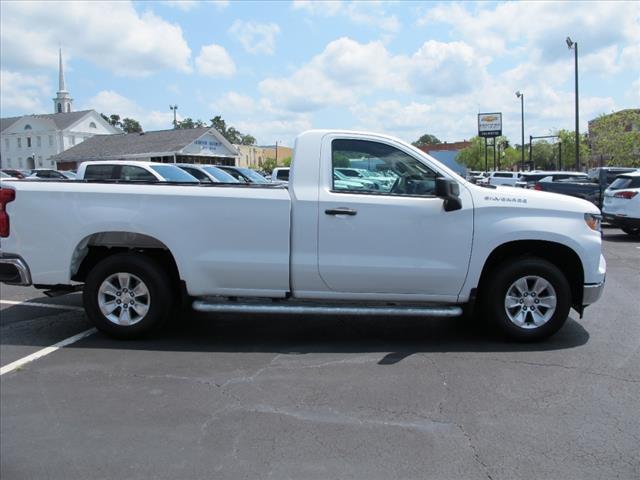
[
  {"left": 0, "top": 1, "right": 192, "bottom": 76},
  {"left": 0, "top": 70, "right": 50, "bottom": 113},
  {"left": 293, "top": 0, "right": 400, "bottom": 33},
  {"left": 84, "top": 90, "right": 176, "bottom": 131},
  {"left": 259, "top": 37, "right": 488, "bottom": 112},
  {"left": 195, "top": 44, "right": 236, "bottom": 78},
  {"left": 228, "top": 20, "right": 281, "bottom": 55},
  {"left": 165, "top": 1, "right": 198, "bottom": 11},
  {"left": 213, "top": 91, "right": 312, "bottom": 145}
]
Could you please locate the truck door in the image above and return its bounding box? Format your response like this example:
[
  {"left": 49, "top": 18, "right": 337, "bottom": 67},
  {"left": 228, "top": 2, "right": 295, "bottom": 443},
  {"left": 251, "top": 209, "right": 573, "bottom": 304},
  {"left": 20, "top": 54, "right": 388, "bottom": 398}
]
[{"left": 317, "top": 136, "right": 474, "bottom": 300}]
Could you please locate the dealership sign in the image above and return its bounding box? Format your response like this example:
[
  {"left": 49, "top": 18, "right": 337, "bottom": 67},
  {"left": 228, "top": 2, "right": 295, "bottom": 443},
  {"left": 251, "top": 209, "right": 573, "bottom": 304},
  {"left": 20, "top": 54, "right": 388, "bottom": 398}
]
[{"left": 478, "top": 113, "right": 502, "bottom": 138}]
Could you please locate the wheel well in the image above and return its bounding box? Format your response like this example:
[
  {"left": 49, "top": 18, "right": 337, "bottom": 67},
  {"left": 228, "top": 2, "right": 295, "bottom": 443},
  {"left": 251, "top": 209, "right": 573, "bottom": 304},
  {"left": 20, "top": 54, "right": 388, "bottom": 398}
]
[
  {"left": 478, "top": 240, "right": 584, "bottom": 310},
  {"left": 71, "top": 232, "right": 181, "bottom": 289}
]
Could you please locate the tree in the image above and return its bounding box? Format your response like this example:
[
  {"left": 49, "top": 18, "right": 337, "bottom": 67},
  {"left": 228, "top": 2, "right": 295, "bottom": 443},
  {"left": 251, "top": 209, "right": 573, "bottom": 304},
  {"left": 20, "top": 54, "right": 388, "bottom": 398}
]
[
  {"left": 261, "top": 158, "right": 277, "bottom": 173},
  {"left": 101, "top": 113, "right": 121, "bottom": 127},
  {"left": 412, "top": 134, "right": 442, "bottom": 147},
  {"left": 121, "top": 118, "right": 142, "bottom": 134},
  {"left": 281, "top": 156, "right": 292, "bottom": 167},
  {"left": 240, "top": 134, "right": 256, "bottom": 145},
  {"left": 556, "top": 129, "right": 590, "bottom": 170},
  {"left": 588, "top": 110, "right": 640, "bottom": 167},
  {"left": 210, "top": 116, "right": 227, "bottom": 135},
  {"left": 456, "top": 136, "right": 486, "bottom": 170}
]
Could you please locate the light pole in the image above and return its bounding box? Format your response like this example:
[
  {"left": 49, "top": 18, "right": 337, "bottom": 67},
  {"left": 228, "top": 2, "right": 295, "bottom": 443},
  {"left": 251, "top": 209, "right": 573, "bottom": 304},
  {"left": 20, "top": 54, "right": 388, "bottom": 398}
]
[
  {"left": 566, "top": 37, "right": 580, "bottom": 171},
  {"left": 515, "top": 91, "right": 525, "bottom": 171},
  {"left": 169, "top": 105, "right": 178, "bottom": 129}
]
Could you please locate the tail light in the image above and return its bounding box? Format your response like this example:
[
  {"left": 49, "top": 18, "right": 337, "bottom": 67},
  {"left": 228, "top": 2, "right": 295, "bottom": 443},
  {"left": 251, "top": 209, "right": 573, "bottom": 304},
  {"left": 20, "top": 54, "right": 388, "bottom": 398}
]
[
  {"left": 534, "top": 183, "right": 542, "bottom": 191},
  {"left": 0, "top": 187, "right": 16, "bottom": 237},
  {"left": 613, "top": 191, "right": 638, "bottom": 199}
]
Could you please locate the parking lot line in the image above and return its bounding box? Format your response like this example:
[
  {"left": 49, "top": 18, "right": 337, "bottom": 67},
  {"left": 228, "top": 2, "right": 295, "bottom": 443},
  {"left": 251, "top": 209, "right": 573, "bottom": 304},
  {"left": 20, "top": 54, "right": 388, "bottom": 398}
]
[
  {"left": 0, "top": 300, "right": 84, "bottom": 312},
  {"left": 0, "top": 328, "right": 96, "bottom": 376}
]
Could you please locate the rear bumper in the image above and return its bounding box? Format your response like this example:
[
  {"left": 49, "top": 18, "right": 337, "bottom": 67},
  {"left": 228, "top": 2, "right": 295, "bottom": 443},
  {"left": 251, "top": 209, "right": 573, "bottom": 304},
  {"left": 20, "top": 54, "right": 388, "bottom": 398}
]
[
  {"left": 602, "top": 213, "right": 640, "bottom": 229},
  {"left": 0, "top": 253, "right": 32, "bottom": 286}
]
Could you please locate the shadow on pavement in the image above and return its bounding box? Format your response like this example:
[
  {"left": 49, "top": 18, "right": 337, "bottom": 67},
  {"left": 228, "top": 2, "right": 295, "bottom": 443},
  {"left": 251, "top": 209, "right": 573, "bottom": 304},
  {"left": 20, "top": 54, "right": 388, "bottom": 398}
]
[{"left": 602, "top": 231, "right": 639, "bottom": 243}]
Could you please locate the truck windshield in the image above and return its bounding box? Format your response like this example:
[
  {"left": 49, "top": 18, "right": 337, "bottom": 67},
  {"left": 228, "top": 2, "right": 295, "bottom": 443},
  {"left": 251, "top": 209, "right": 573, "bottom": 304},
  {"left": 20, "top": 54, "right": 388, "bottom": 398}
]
[{"left": 150, "top": 165, "right": 199, "bottom": 183}]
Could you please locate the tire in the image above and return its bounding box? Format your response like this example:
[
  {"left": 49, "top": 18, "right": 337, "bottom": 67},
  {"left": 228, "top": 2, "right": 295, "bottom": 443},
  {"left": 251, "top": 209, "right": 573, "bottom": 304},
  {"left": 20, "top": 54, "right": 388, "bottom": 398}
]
[
  {"left": 484, "top": 257, "right": 571, "bottom": 342},
  {"left": 83, "top": 253, "right": 173, "bottom": 339},
  {"left": 621, "top": 226, "right": 640, "bottom": 237}
]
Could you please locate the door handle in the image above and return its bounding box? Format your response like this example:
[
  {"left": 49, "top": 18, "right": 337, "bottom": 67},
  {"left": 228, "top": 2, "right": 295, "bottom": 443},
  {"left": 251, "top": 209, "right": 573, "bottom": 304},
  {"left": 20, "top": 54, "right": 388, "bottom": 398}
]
[{"left": 325, "top": 208, "right": 357, "bottom": 216}]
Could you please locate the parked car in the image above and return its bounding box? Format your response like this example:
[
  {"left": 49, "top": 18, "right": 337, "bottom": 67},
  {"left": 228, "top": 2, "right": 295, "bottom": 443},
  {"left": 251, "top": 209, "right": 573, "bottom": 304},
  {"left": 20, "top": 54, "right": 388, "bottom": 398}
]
[
  {"left": 515, "top": 171, "right": 588, "bottom": 188},
  {"left": 1, "top": 129, "right": 605, "bottom": 342},
  {"left": 0, "top": 171, "right": 18, "bottom": 180},
  {"left": 59, "top": 171, "right": 77, "bottom": 179},
  {"left": 271, "top": 167, "right": 290, "bottom": 183},
  {"left": 216, "top": 166, "right": 270, "bottom": 184},
  {"left": 486, "top": 171, "right": 521, "bottom": 186},
  {"left": 1, "top": 169, "right": 29, "bottom": 179},
  {"left": 533, "top": 167, "right": 638, "bottom": 208},
  {"left": 22, "top": 169, "right": 68, "bottom": 179},
  {"left": 334, "top": 167, "right": 395, "bottom": 190},
  {"left": 77, "top": 161, "right": 199, "bottom": 183},
  {"left": 175, "top": 164, "right": 239, "bottom": 183},
  {"left": 602, "top": 171, "right": 640, "bottom": 236}
]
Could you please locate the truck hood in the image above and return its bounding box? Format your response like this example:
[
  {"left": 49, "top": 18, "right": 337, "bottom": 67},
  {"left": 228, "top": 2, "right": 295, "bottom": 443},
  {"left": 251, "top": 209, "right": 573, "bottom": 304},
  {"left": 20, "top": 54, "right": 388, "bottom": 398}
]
[{"left": 470, "top": 184, "right": 600, "bottom": 215}]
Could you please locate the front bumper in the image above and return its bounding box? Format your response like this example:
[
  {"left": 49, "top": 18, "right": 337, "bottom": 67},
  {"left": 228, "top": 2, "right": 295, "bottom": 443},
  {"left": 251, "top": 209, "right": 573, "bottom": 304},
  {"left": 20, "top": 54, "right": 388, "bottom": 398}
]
[
  {"left": 583, "top": 279, "right": 605, "bottom": 306},
  {"left": 0, "top": 253, "right": 32, "bottom": 286}
]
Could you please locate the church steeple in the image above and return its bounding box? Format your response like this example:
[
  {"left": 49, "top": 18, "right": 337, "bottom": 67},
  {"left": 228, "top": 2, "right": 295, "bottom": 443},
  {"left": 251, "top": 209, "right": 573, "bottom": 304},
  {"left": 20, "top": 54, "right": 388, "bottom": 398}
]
[{"left": 53, "top": 48, "right": 73, "bottom": 114}]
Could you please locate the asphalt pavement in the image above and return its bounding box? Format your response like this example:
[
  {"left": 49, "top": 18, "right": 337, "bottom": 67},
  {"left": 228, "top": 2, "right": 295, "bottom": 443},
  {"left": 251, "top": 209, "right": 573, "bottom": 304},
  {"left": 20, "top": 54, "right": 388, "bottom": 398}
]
[{"left": 1, "top": 227, "right": 639, "bottom": 480}]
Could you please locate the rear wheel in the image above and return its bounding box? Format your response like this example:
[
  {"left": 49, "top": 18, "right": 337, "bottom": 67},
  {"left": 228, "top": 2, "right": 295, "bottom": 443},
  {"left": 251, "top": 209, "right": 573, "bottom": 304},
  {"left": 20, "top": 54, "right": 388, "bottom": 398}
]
[
  {"left": 484, "top": 258, "right": 571, "bottom": 341},
  {"left": 83, "top": 253, "right": 173, "bottom": 339}
]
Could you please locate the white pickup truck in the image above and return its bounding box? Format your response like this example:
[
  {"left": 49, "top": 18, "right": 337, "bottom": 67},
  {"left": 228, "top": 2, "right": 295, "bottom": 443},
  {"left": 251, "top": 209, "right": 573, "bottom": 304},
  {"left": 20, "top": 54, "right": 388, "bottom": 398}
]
[{"left": 0, "top": 130, "right": 606, "bottom": 341}]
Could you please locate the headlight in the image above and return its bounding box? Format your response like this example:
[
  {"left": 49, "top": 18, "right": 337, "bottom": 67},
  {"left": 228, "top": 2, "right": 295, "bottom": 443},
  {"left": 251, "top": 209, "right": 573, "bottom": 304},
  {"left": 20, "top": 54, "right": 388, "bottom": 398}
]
[{"left": 584, "top": 213, "right": 602, "bottom": 232}]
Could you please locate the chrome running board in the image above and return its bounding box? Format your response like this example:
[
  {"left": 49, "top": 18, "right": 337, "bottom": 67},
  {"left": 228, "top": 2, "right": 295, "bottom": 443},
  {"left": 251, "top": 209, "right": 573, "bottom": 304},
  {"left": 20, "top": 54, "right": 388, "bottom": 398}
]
[{"left": 192, "top": 299, "right": 463, "bottom": 317}]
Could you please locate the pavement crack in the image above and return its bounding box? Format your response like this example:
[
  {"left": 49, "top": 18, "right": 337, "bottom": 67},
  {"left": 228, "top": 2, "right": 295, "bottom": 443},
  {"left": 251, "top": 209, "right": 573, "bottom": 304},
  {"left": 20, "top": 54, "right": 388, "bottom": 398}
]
[{"left": 456, "top": 423, "right": 494, "bottom": 480}]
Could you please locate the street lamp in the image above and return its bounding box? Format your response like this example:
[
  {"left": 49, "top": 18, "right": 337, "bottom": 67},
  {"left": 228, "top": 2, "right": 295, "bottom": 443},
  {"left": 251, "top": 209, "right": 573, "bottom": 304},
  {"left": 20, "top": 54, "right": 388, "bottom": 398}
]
[
  {"left": 169, "top": 105, "right": 178, "bottom": 129},
  {"left": 566, "top": 37, "right": 580, "bottom": 171},
  {"left": 515, "top": 91, "right": 525, "bottom": 171}
]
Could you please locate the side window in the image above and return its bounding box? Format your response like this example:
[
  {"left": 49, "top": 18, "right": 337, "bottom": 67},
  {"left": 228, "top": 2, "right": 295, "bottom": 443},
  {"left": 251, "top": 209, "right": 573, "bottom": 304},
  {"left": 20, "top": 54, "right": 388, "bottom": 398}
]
[
  {"left": 184, "top": 167, "right": 211, "bottom": 182},
  {"left": 120, "top": 166, "right": 156, "bottom": 181},
  {"left": 331, "top": 139, "right": 437, "bottom": 196},
  {"left": 276, "top": 169, "right": 289, "bottom": 181},
  {"left": 84, "top": 165, "right": 116, "bottom": 180}
]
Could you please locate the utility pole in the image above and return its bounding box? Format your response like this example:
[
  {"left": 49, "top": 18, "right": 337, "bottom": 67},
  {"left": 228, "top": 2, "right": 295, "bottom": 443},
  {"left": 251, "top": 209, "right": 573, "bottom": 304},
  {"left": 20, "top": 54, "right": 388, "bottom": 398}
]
[
  {"left": 275, "top": 141, "right": 278, "bottom": 165},
  {"left": 566, "top": 37, "right": 580, "bottom": 171},
  {"left": 516, "top": 91, "right": 525, "bottom": 171},
  {"left": 169, "top": 105, "right": 178, "bottom": 129}
]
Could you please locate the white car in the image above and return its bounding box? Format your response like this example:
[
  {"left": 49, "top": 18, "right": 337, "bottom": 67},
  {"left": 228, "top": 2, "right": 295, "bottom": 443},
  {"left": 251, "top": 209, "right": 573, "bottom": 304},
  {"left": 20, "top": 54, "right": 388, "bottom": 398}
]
[
  {"left": 77, "top": 161, "right": 199, "bottom": 183},
  {"left": 515, "top": 171, "right": 588, "bottom": 188},
  {"left": 175, "top": 164, "right": 239, "bottom": 183},
  {"left": 487, "top": 171, "right": 521, "bottom": 186},
  {"left": 602, "top": 171, "right": 640, "bottom": 236}
]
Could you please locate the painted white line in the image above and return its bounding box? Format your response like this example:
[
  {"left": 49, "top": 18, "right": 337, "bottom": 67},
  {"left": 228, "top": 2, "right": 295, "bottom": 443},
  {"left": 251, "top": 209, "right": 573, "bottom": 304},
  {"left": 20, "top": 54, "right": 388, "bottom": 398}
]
[
  {"left": 0, "top": 300, "right": 84, "bottom": 311},
  {"left": 0, "top": 328, "right": 97, "bottom": 376}
]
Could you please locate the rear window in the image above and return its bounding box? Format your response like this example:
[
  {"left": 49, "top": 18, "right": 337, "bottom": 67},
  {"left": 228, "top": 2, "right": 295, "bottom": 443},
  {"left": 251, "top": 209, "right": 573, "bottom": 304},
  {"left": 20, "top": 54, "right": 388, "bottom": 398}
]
[
  {"left": 121, "top": 166, "right": 157, "bottom": 181},
  {"left": 276, "top": 169, "right": 289, "bottom": 181},
  {"left": 84, "top": 165, "right": 116, "bottom": 180},
  {"left": 150, "top": 165, "right": 199, "bottom": 183},
  {"left": 608, "top": 176, "right": 640, "bottom": 190},
  {"left": 179, "top": 167, "right": 212, "bottom": 183},
  {"left": 494, "top": 172, "right": 514, "bottom": 178}
]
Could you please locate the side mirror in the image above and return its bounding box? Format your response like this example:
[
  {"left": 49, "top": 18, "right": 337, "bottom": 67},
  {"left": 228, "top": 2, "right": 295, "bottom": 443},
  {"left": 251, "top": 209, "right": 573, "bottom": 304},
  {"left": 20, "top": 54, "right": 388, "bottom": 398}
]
[{"left": 435, "top": 178, "right": 462, "bottom": 212}]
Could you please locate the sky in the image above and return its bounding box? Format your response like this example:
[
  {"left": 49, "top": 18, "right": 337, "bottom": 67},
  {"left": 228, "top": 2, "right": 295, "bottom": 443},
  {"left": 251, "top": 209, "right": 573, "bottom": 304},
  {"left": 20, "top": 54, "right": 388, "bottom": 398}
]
[{"left": 1, "top": 0, "right": 638, "bottom": 147}]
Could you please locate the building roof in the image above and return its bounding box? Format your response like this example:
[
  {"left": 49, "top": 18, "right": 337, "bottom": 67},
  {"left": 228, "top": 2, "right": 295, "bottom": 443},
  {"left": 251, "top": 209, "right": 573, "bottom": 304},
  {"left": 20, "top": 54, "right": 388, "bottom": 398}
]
[
  {"left": 51, "top": 127, "right": 234, "bottom": 162},
  {"left": 1, "top": 110, "right": 96, "bottom": 133}
]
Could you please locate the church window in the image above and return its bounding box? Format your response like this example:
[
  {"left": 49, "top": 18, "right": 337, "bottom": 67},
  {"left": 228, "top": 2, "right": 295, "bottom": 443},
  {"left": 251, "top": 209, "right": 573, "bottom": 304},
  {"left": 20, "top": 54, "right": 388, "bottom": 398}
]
[
  {"left": 57, "top": 103, "right": 62, "bottom": 113},
  {"left": 24, "top": 124, "right": 32, "bottom": 130},
  {"left": 37, "top": 136, "right": 42, "bottom": 147},
  {"left": 89, "top": 122, "right": 97, "bottom": 129},
  {"left": 38, "top": 156, "right": 43, "bottom": 167},
  {"left": 49, "top": 135, "right": 54, "bottom": 146},
  {"left": 17, "top": 138, "right": 22, "bottom": 148},
  {"left": 27, "top": 137, "right": 32, "bottom": 148}
]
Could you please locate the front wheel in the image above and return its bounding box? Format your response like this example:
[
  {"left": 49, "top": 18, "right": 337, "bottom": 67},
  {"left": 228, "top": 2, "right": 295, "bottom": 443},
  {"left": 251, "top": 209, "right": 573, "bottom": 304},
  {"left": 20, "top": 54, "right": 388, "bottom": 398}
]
[
  {"left": 83, "top": 253, "right": 173, "bottom": 339},
  {"left": 484, "top": 258, "right": 571, "bottom": 342}
]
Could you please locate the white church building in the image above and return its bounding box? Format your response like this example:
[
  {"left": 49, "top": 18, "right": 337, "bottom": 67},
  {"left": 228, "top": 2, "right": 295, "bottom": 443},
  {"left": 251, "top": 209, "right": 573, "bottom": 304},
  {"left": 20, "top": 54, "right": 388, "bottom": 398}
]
[{"left": 0, "top": 49, "right": 119, "bottom": 170}]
